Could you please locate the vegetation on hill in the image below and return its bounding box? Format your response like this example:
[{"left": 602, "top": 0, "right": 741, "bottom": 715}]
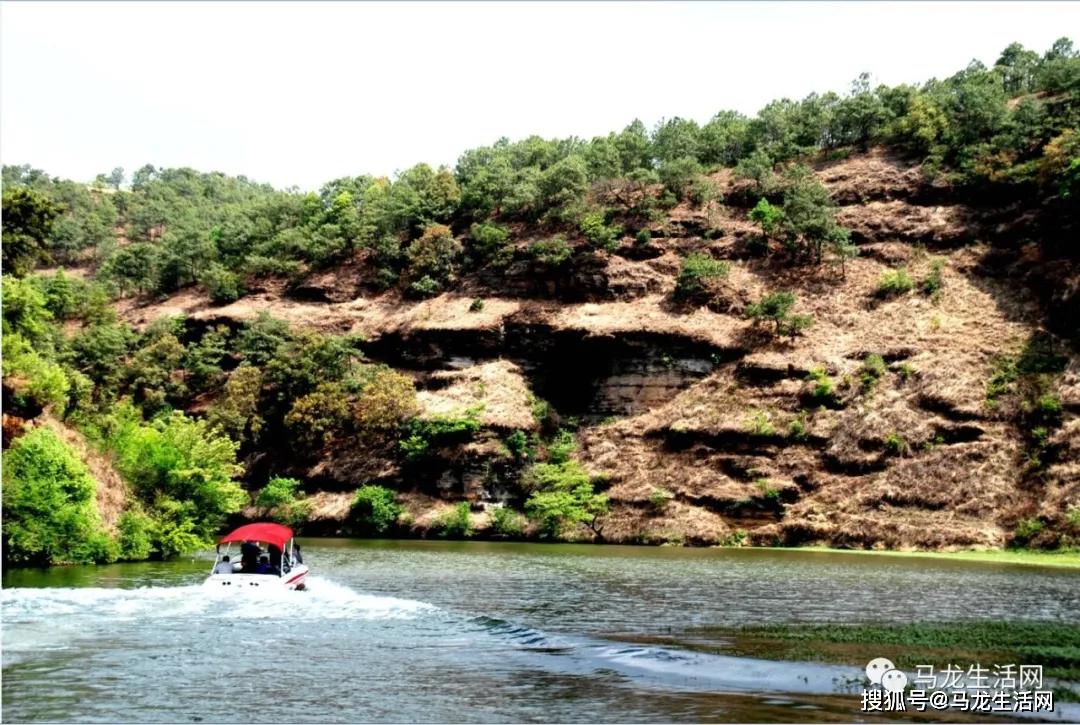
[{"left": 2, "top": 39, "right": 1078, "bottom": 565}]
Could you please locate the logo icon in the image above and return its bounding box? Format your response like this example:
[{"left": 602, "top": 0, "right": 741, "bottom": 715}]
[{"left": 865, "top": 657, "right": 896, "bottom": 686}]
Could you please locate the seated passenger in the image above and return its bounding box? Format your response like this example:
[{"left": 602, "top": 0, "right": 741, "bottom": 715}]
[
  {"left": 241, "top": 541, "right": 261, "bottom": 572},
  {"left": 213, "top": 555, "right": 234, "bottom": 574},
  {"left": 255, "top": 555, "right": 276, "bottom": 575},
  {"left": 269, "top": 544, "right": 282, "bottom": 572}
]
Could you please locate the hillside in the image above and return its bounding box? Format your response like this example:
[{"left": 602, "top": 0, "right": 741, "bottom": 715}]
[
  {"left": 94, "top": 149, "right": 1076, "bottom": 549},
  {"left": 3, "top": 39, "right": 1079, "bottom": 564}
]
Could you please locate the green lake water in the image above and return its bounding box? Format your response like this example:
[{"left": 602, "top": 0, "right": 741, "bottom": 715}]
[{"left": 3, "top": 540, "right": 1079, "bottom": 722}]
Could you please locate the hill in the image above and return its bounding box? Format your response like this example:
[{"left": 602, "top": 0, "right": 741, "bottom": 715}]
[{"left": 3, "top": 38, "right": 1078, "bottom": 564}]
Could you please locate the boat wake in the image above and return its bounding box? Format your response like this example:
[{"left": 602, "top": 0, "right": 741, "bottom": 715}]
[{"left": 2, "top": 576, "right": 433, "bottom": 623}]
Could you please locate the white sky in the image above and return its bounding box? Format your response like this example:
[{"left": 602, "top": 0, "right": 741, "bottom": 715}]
[{"left": 2, "top": 1, "right": 1077, "bottom": 190}]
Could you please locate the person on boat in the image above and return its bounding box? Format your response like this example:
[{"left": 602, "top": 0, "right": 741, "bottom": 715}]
[
  {"left": 213, "top": 555, "right": 234, "bottom": 575},
  {"left": 241, "top": 541, "right": 260, "bottom": 572},
  {"left": 269, "top": 544, "right": 282, "bottom": 572},
  {"left": 293, "top": 543, "right": 303, "bottom": 565},
  {"left": 255, "top": 555, "right": 278, "bottom": 575}
]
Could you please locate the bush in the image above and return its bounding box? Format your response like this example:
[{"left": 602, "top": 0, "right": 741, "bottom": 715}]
[
  {"left": 529, "top": 236, "right": 573, "bottom": 267},
  {"left": 117, "top": 508, "right": 155, "bottom": 561},
  {"left": 200, "top": 263, "right": 242, "bottom": 303},
  {"left": 635, "top": 229, "right": 652, "bottom": 246},
  {"left": 505, "top": 429, "right": 530, "bottom": 459},
  {"left": 469, "top": 221, "right": 510, "bottom": 263},
  {"left": 788, "top": 411, "right": 809, "bottom": 440},
  {"left": 579, "top": 211, "right": 623, "bottom": 252},
  {"left": 469, "top": 298, "right": 484, "bottom": 312},
  {"left": 352, "top": 485, "right": 402, "bottom": 534},
  {"left": 1014, "top": 518, "right": 1045, "bottom": 545},
  {"left": 2, "top": 427, "right": 116, "bottom": 566},
  {"left": 746, "top": 291, "right": 810, "bottom": 338},
  {"left": 433, "top": 502, "right": 473, "bottom": 538},
  {"left": 255, "top": 476, "right": 303, "bottom": 509},
  {"left": 354, "top": 367, "right": 419, "bottom": 434},
  {"left": 861, "top": 354, "right": 887, "bottom": 390},
  {"left": 408, "top": 274, "right": 442, "bottom": 298},
  {"left": 744, "top": 409, "right": 776, "bottom": 437},
  {"left": 525, "top": 459, "right": 608, "bottom": 539},
  {"left": 648, "top": 487, "right": 674, "bottom": 509},
  {"left": 807, "top": 366, "right": 835, "bottom": 401},
  {"left": 490, "top": 506, "right": 525, "bottom": 538},
  {"left": 110, "top": 408, "right": 245, "bottom": 556},
  {"left": 400, "top": 411, "right": 481, "bottom": 460},
  {"left": 406, "top": 223, "right": 461, "bottom": 294},
  {"left": 884, "top": 431, "right": 909, "bottom": 456},
  {"left": 675, "top": 253, "right": 730, "bottom": 299},
  {"left": 875, "top": 268, "right": 914, "bottom": 298},
  {"left": 921, "top": 257, "right": 945, "bottom": 296}
]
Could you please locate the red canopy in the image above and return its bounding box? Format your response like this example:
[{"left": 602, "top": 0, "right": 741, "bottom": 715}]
[{"left": 219, "top": 522, "right": 294, "bottom": 550}]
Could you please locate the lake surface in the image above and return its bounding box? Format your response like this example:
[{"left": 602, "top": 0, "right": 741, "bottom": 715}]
[{"left": 4, "top": 540, "right": 1079, "bottom": 722}]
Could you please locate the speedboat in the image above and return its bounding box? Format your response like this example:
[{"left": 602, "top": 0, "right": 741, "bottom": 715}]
[{"left": 205, "top": 522, "right": 309, "bottom": 590}]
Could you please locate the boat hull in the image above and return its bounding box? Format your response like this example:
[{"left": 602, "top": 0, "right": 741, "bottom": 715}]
[{"left": 203, "top": 565, "right": 309, "bottom": 591}]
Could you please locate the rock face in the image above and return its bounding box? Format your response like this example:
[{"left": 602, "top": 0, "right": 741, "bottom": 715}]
[{"left": 119, "top": 150, "right": 1079, "bottom": 549}]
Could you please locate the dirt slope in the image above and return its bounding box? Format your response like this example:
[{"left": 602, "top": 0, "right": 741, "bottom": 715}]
[{"left": 115, "top": 149, "right": 1079, "bottom": 549}]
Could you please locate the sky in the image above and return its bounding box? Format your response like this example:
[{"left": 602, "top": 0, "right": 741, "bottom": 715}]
[{"left": 2, "top": 1, "right": 1078, "bottom": 191}]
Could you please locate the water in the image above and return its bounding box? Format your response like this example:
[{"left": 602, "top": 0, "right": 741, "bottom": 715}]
[{"left": 3, "top": 540, "right": 1079, "bottom": 722}]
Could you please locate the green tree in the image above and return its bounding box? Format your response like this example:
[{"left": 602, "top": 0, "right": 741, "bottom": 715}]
[
  {"left": 3, "top": 427, "right": 116, "bottom": 566},
  {"left": 2, "top": 187, "right": 61, "bottom": 276},
  {"left": 406, "top": 223, "right": 461, "bottom": 297},
  {"left": 749, "top": 198, "right": 783, "bottom": 241},
  {"left": 525, "top": 459, "right": 609, "bottom": 539},
  {"left": 351, "top": 485, "right": 402, "bottom": 534}
]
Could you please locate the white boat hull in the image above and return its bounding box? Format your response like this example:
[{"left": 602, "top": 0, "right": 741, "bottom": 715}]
[{"left": 203, "top": 565, "right": 309, "bottom": 591}]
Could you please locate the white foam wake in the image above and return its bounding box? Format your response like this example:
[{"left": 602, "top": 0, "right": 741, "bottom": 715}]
[{"left": 2, "top": 576, "right": 434, "bottom": 624}]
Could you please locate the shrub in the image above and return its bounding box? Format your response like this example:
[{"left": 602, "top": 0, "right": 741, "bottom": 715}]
[
  {"left": 400, "top": 410, "right": 481, "bottom": 460},
  {"left": 529, "top": 236, "right": 573, "bottom": 267},
  {"left": 884, "top": 432, "right": 909, "bottom": 456},
  {"left": 2, "top": 427, "right": 116, "bottom": 566},
  {"left": 433, "top": 502, "right": 474, "bottom": 538},
  {"left": 648, "top": 488, "right": 674, "bottom": 509},
  {"left": 579, "top": 211, "right": 623, "bottom": 252},
  {"left": 408, "top": 274, "right": 441, "bottom": 298},
  {"left": 524, "top": 459, "right": 608, "bottom": 539},
  {"left": 635, "top": 229, "right": 652, "bottom": 246},
  {"left": 921, "top": 257, "right": 946, "bottom": 296},
  {"left": 897, "top": 363, "right": 916, "bottom": 381},
  {"left": 545, "top": 428, "right": 576, "bottom": 464},
  {"left": 745, "top": 409, "right": 776, "bottom": 437},
  {"left": 1013, "top": 518, "right": 1045, "bottom": 544},
  {"left": 1, "top": 333, "right": 69, "bottom": 410},
  {"left": 110, "top": 409, "right": 246, "bottom": 555},
  {"left": 352, "top": 485, "right": 402, "bottom": 534},
  {"left": 117, "top": 508, "right": 155, "bottom": 561},
  {"left": 749, "top": 198, "right": 783, "bottom": 240},
  {"left": 505, "top": 429, "right": 530, "bottom": 459},
  {"left": 255, "top": 476, "right": 303, "bottom": 509},
  {"left": 875, "top": 268, "right": 914, "bottom": 298},
  {"left": 469, "top": 221, "right": 510, "bottom": 263},
  {"left": 490, "top": 506, "right": 526, "bottom": 538},
  {"left": 861, "top": 354, "right": 887, "bottom": 390},
  {"left": 200, "top": 263, "right": 242, "bottom": 303},
  {"left": 746, "top": 292, "right": 810, "bottom": 338},
  {"left": 285, "top": 382, "right": 351, "bottom": 450},
  {"left": 469, "top": 298, "right": 484, "bottom": 312},
  {"left": 788, "top": 411, "right": 809, "bottom": 441},
  {"left": 406, "top": 223, "right": 461, "bottom": 293},
  {"left": 754, "top": 479, "right": 780, "bottom": 500},
  {"left": 807, "top": 366, "right": 835, "bottom": 401},
  {"left": 675, "top": 253, "right": 730, "bottom": 299},
  {"left": 354, "top": 367, "right": 419, "bottom": 434}
]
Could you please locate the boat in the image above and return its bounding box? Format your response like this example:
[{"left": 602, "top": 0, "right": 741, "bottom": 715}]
[{"left": 205, "top": 522, "right": 309, "bottom": 590}]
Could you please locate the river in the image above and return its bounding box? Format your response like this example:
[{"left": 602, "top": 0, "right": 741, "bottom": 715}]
[{"left": 3, "top": 540, "right": 1079, "bottom": 722}]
